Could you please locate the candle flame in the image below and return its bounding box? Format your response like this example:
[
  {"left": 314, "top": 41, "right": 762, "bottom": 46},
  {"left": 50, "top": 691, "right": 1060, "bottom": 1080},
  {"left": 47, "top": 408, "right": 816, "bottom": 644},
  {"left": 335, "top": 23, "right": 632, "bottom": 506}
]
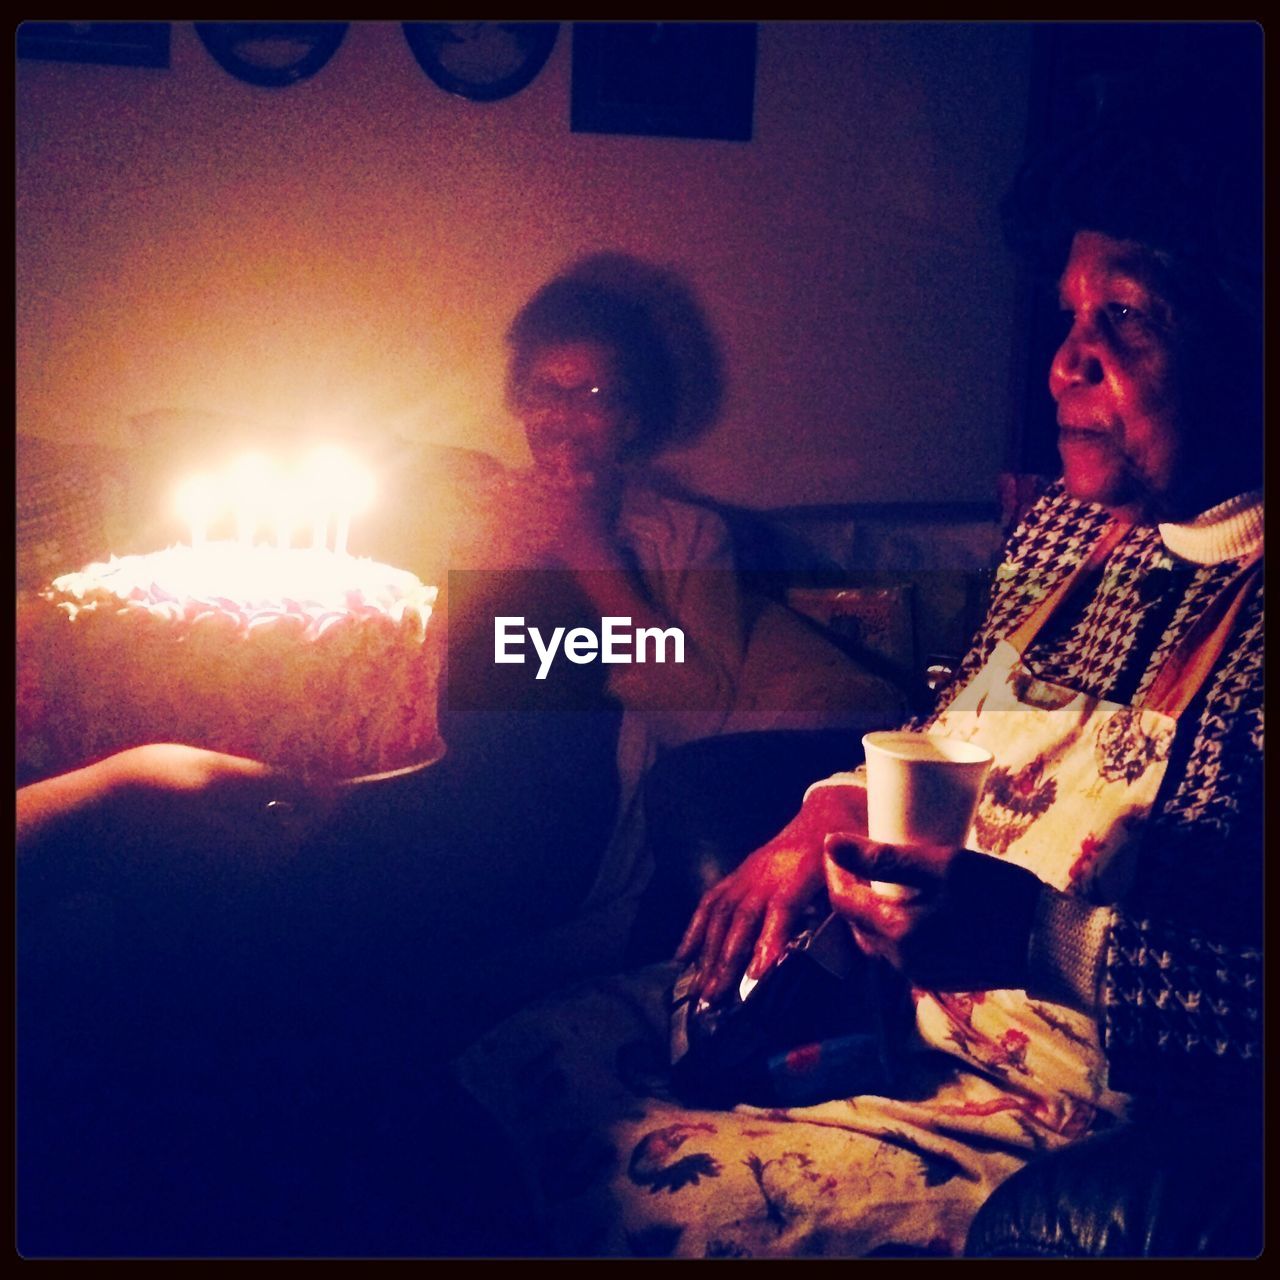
[{"left": 176, "top": 446, "right": 377, "bottom": 554}]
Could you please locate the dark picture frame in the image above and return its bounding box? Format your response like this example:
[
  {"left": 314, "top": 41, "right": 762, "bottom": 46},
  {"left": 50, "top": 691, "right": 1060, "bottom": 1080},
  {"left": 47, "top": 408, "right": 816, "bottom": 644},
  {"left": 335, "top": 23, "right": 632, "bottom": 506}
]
[
  {"left": 403, "top": 22, "right": 559, "bottom": 102},
  {"left": 194, "top": 22, "right": 348, "bottom": 88},
  {"left": 16, "top": 21, "right": 170, "bottom": 69},
  {"left": 571, "top": 22, "right": 756, "bottom": 142}
]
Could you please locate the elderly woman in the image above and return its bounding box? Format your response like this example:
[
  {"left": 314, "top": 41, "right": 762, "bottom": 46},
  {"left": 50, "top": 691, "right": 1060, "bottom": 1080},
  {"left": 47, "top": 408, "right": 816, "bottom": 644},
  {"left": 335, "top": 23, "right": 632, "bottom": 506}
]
[{"left": 451, "top": 54, "right": 1262, "bottom": 1258}]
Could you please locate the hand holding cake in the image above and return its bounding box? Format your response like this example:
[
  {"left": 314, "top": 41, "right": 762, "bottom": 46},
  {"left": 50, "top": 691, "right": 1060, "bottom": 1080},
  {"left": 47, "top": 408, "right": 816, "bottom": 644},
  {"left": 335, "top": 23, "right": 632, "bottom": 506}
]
[{"left": 17, "top": 743, "right": 333, "bottom": 913}]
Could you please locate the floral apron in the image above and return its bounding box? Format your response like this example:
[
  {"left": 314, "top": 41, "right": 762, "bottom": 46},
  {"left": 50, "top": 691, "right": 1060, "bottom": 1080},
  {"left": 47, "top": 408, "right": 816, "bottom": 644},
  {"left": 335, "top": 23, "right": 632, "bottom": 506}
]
[
  {"left": 923, "top": 521, "right": 1262, "bottom": 1131},
  {"left": 454, "top": 525, "right": 1261, "bottom": 1257}
]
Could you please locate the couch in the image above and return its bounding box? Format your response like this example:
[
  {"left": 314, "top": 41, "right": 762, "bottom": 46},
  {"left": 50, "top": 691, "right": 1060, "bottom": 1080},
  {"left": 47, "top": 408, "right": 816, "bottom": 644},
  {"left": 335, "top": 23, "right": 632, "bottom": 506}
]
[{"left": 965, "top": 1114, "right": 1262, "bottom": 1258}]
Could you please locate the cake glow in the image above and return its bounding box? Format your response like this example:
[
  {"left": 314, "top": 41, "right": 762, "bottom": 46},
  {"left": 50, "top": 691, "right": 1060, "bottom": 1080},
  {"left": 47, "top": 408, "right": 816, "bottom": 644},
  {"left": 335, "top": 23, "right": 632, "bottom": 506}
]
[
  {"left": 18, "top": 445, "right": 434, "bottom": 783},
  {"left": 175, "top": 473, "right": 219, "bottom": 547},
  {"left": 230, "top": 453, "right": 273, "bottom": 545}
]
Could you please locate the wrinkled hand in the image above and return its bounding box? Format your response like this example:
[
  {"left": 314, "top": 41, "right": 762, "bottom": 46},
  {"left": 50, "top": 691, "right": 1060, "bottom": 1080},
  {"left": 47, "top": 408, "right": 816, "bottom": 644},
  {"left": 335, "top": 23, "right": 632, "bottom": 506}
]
[
  {"left": 823, "top": 830, "right": 1043, "bottom": 991},
  {"left": 675, "top": 782, "right": 869, "bottom": 1003}
]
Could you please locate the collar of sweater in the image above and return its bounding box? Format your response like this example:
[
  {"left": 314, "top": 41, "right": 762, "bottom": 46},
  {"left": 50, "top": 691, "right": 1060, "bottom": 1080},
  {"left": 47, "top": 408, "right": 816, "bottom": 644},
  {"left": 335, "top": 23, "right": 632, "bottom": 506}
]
[{"left": 1158, "top": 491, "right": 1264, "bottom": 565}]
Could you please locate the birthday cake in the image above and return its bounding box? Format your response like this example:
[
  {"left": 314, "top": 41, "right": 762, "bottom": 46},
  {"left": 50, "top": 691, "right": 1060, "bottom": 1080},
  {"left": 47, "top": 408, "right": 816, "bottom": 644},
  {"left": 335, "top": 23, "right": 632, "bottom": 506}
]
[{"left": 16, "top": 543, "right": 444, "bottom": 784}]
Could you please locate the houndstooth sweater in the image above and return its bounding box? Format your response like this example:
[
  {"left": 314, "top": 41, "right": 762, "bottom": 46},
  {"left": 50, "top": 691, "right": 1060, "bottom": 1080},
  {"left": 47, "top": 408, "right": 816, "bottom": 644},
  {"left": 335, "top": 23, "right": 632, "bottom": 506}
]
[{"left": 926, "top": 482, "right": 1263, "bottom": 1112}]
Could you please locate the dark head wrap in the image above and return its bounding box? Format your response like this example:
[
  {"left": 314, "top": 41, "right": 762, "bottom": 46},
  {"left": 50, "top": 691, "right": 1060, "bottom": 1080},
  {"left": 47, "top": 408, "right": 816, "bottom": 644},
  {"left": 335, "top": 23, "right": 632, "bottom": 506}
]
[{"left": 1002, "top": 29, "right": 1262, "bottom": 329}]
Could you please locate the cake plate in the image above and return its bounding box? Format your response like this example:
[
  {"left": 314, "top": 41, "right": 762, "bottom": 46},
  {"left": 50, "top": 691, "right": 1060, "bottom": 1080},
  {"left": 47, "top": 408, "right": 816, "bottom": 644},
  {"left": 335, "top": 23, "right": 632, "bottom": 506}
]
[{"left": 335, "top": 738, "right": 448, "bottom": 790}]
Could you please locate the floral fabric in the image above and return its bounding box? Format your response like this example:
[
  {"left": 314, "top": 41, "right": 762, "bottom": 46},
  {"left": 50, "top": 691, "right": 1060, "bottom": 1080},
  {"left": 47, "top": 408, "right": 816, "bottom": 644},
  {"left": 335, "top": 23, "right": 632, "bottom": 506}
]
[
  {"left": 917, "top": 635, "right": 1170, "bottom": 1128},
  {"left": 457, "top": 965, "right": 1036, "bottom": 1258}
]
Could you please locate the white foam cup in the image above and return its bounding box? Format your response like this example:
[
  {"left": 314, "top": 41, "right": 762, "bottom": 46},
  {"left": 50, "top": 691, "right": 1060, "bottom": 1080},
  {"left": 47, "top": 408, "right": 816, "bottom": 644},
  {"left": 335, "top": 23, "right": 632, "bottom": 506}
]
[{"left": 861, "top": 731, "right": 993, "bottom": 850}]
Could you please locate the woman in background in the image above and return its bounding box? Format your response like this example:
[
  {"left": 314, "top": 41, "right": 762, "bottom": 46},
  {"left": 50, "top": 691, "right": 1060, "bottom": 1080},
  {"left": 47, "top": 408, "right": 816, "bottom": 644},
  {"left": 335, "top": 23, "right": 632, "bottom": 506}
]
[
  {"left": 447, "top": 259, "right": 752, "bottom": 981},
  {"left": 448, "top": 257, "right": 905, "bottom": 1001}
]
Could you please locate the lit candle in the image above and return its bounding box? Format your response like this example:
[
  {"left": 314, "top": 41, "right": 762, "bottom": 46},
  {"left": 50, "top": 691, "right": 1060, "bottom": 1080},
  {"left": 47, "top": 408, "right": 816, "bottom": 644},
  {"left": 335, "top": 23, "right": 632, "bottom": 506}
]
[
  {"left": 229, "top": 453, "right": 272, "bottom": 547},
  {"left": 338, "top": 462, "right": 376, "bottom": 558},
  {"left": 275, "top": 477, "right": 298, "bottom": 550},
  {"left": 302, "top": 446, "right": 346, "bottom": 552},
  {"left": 175, "top": 474, "right": 218, "bottom": 548},
  {"left": 303, "top": 446, "right": 374, "bottom": 556}
]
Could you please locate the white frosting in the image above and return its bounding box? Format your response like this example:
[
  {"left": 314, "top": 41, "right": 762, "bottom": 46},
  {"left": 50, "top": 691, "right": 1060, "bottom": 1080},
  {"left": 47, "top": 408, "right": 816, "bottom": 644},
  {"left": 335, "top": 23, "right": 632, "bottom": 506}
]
[
  {"left": 1158, "top": 491, "right": 1264, "bottom": 566},
  {"left": 27, "top": 541, "right": 442, "bottom": 781},
  {"left": 50, "top": 542, "right": 435, "bottom": 621}
]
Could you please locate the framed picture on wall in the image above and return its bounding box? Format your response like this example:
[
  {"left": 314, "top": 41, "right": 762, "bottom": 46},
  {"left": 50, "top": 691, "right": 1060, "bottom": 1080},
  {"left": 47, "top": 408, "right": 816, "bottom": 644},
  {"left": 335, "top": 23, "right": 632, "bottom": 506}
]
[
  {"left": 571, "top": 22, "right": 756, "bottom": 141},
  {"left": 403, "top": 22, "right": 559, "bottom": 102},
  {"left": 194, "top": 23, "right": 348, "bottom": 88},
  {"left": 16, "top": 22, "right": 170, "bottom": 69}
]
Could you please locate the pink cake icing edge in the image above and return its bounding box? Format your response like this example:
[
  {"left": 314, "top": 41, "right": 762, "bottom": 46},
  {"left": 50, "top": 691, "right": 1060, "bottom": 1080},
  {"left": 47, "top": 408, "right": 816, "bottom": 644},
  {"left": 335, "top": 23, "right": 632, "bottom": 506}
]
[{"left": 17, "top": 544, "right": 444, "bottom": 784}]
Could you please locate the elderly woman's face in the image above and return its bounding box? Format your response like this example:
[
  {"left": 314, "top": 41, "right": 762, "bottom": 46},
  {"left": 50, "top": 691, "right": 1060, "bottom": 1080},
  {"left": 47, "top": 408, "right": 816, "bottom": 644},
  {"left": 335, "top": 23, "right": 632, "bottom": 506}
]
[
  {"left": 1049, "top": 229, "right": 1209, "bottom": 521},
  {"left": 517, "top": 341, "right": 635, "bottom": 477}
]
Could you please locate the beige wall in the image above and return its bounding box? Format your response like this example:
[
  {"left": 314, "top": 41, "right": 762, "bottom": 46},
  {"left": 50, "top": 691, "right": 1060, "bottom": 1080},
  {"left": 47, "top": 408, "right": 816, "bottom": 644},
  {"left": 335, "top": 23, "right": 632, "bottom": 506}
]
[{"left": 16, "top": 21, "right": 1031, "bottom": 508}]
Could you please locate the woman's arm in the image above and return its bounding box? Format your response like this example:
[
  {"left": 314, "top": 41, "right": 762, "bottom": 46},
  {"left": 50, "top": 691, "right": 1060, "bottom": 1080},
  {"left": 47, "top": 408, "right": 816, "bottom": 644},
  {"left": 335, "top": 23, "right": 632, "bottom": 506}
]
[
  {"left": 17, "top": 755, "right": 124, "bottom": 853},
  {"left": 19, "top": 745, "right": 321, "bottom": 913},
  {"left": 824, "top": 830, "right": 1262, "bottom": 1106},
  {"left": 1098, "top": 906, "right": 1261, "bottom": 1105},
  {"left": 453, "top": 474, "right": 748, "bottom": 742},
  {"left": 668, "top": 491, "right": 1087, "bottom": 997}
]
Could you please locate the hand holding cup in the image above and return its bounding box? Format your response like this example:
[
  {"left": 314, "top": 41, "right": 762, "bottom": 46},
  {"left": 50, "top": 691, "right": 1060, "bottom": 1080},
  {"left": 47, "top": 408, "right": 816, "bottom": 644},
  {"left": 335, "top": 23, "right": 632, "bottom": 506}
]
[
  {"left": 823, "top": 735, "right": 1043, "bottom": 988},
  {"left": 861, "top": 731, "right": 992, "bottom": 852}
]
